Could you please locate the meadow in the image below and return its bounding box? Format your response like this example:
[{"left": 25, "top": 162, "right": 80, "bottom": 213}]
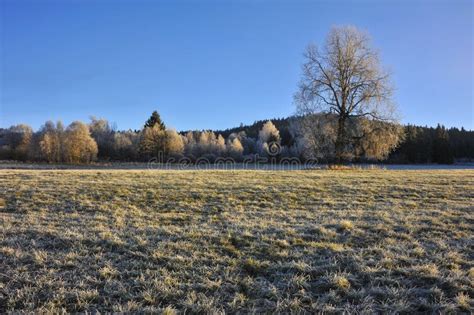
[{"left": 0, "top": 169, "right": 472, "bottom": 313}]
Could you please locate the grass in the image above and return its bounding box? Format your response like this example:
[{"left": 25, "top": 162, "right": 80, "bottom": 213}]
[{"left": 0, "top": 169, "right": 473, "bottom": 313}]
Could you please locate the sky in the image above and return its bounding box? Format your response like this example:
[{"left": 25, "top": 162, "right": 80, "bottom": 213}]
[{"left": 0, "top": 0, "right": 472, "bottom": 131}]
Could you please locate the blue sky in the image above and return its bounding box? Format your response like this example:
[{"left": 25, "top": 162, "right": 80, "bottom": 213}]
[{"left": 1, "top": 0, "right": 472, "bottom": 131}]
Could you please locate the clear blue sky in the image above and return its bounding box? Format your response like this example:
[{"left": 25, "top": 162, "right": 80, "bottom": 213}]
[{"left": 1, "top": 0, "right": 472, "bottom": 131}]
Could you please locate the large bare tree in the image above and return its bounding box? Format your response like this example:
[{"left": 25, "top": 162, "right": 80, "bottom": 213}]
[{"left": 295, "top": 26, "right": 402, "bottom": 162}]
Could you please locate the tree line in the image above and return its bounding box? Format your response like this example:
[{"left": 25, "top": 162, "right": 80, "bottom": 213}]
[
  {"left": 389, "top": 124, "right": 474, "bottom": 164},
  {"left": 0, "top": 112, "right": 281, "bottom": 164},
  {"left": 0, "top": 111, "right": 471, "bottom": 164},
  {"left": 219, "top": 119, "right": 474, "bottom": 164}
]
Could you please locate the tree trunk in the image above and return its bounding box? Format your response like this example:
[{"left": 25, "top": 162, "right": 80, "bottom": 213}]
[{"left": 335, "top": 117, "right": 346, "bottom": 164}]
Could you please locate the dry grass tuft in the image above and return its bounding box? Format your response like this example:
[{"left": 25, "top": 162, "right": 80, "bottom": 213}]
[
  {"left": 330, "top": 274, "right": 351, "bottom": 290},
  {"left": 455, "top": 292, "right": 472, "bottom": 310},
  {"left": 98, "top": 264, "right": 119, "bottom": 279},
  {"left": 338, "top": 220, "right": 354, "bottom": 231},
  {"left": 162, "top": 306, "right": 178, "bottom": 315}
]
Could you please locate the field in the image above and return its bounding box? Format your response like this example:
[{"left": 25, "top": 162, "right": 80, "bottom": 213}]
[{"left": 0, "top": 169, "right": 473, "bottom": 313}]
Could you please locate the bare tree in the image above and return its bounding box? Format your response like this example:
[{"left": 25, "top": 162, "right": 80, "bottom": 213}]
[
  {"left": 295, "top": 26, "right": 402, "bottom": 162},
  {"left": 89, "top": 117, "right": 115, "bottom": 159},
  {"left": 113, "top": 131, "right": 140, "bottom": 161}
]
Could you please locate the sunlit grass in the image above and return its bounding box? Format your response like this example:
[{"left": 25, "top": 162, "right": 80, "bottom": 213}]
[{"left": 0, "top": 169, "right": 473, "bottom": 312}]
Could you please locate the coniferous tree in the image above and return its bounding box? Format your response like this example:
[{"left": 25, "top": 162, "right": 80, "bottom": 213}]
[
  {"left": 140, "top": 111, "right": 167, "bottom": 160},
  {"left": 144, "top": 110, "right": 166, "bottom": 130},
  {"left": 432, "top": 124, "right": 454, "bottom": 164}
]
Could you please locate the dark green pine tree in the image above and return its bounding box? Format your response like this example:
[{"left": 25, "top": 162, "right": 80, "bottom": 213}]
[
  {"left": 144, "top": 110, "right": 166, "bottom": 130},
  {"left": 402, "top": 125, "right": 419, "bottom": 163},
  {"left": 432, "top": 124, "right": 454, "bottom": 164}
]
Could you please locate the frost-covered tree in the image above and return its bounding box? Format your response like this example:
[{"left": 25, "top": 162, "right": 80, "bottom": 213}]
[
  {"left": 139, "top": 124, "right": 167, "bottom": 159},
  {"left": 258, "top": 121, "right": 281, "bottom": 144},
  {"left": 257, "top": 121, "right": 281, "bottom": 156},
  {"left": 0, "top": 124, "right": 33, "bottom": 161},
  {"left": 195, "top": 131, "right": 221, "bottom": 157},
  {"left": 183, "top": 131, "right": 197, "bottom": 159},
  {"left": 63, "top": 121, "right": 98, "bottom": 163},
  {"left": 38, "top": 121, "right": 65, "bottom": 163},
  {"left": 113, "top": 131, "right": 140, "bottom": 161},
  {"left": 215, "top": 134, "right": 226, "bottom": 156},
  {"left": 351, "top": 118, "right": 404, "bottom": 161},
  {"left": 239, "top": 133, "right": 257, "bottom": 155},
  {"left": 165, "top": 129, "right": 185, "bottom": 158},
  {"left": 139, "top": 110, "right": 168, "bottom": 160},
  {"left": 89, "top": 117, "right": 115, "bottom": 159},
  {"left": 289, "top": 114, "right": 336, "bottom": 160},
  {"left": 227, "top": 137, "right": 244, "bottom": 160},
  {"left": 295, "top": 26, "right": 402, "bottom": 162}
]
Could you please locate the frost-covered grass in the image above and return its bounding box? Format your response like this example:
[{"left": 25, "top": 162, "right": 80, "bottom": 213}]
[{"left": 0, "top": 169, "right": 473, "bottom": 313}]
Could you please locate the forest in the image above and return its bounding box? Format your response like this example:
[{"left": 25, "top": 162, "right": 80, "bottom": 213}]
[
  {"left": 0, "top": 111, "right": 472, "bottom": 164},
  {"left": 217, "top": 117, "right": 474, "bottom": 164}
]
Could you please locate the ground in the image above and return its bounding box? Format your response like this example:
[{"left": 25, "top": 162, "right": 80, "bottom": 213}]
[{"left": 0, "top": 169, "right": 473, "bottom": 313}]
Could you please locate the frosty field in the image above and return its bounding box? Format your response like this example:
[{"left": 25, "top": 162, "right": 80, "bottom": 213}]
[{"left": 0, "top": 169, "right": 473, "bottom": 313}]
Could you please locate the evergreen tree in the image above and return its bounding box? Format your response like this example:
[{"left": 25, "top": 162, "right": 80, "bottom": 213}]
[
  {"left": 432, "top": 124, "right": 454, "bottom": 164},
  {"left": 144, "top": 110, "right": 166, "bottom": 130}
]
